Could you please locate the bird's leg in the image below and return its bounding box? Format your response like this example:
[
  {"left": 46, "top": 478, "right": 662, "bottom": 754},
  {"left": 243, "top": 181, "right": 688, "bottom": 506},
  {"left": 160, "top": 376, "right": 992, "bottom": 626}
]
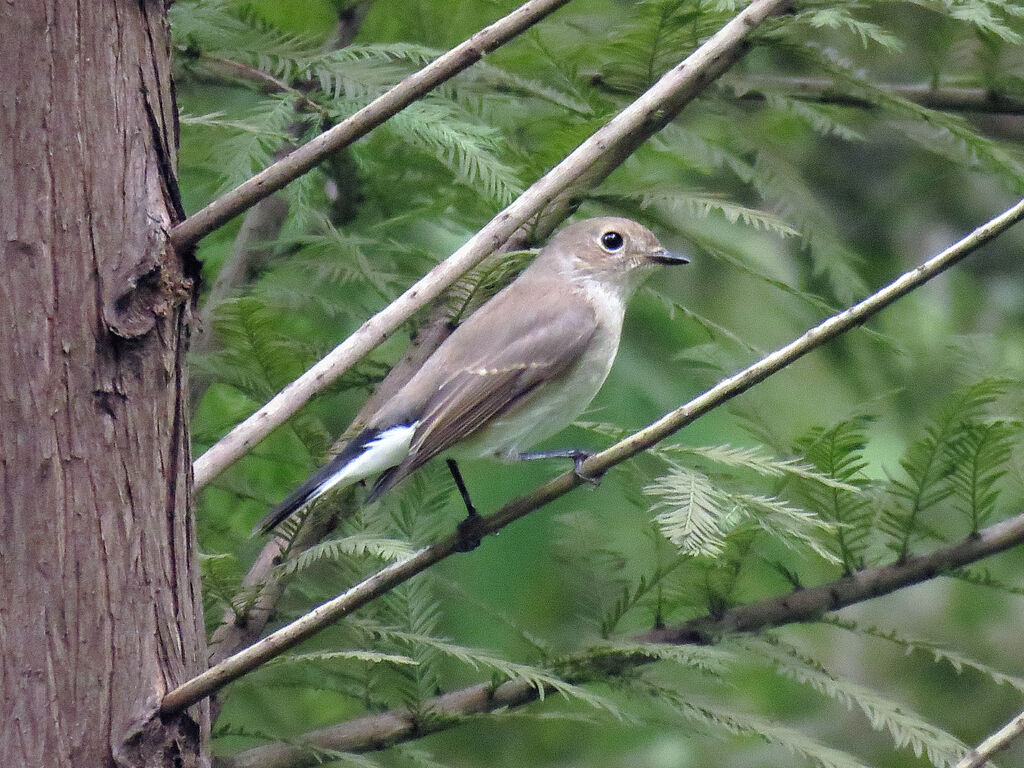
[
  {"left": 515, "top": 449, "right": 602, "bottom": 486},
  {"left": 447, "top": 459, "right": 484, "bottom": 552},
  {"left": 446, "top": 458, "right": 477, "bottom": 516}
]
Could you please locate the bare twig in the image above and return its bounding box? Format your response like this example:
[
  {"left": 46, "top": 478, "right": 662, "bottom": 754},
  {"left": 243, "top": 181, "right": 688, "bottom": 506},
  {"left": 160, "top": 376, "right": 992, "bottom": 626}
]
[
  {"left": 202, "top": 3, "right": 374, "bottom": 690},
  {"left": 163, "top": 195, "right": 1024, "bottom": 715},
  {"left": 190, "top": 2, "right": 371, "bottom": 361},
  {"left": 955, "top": 708, "right": 1024, "bottom": 768},
  {"left": 220, "top": 508, "right": 1024, "bottom": 768},
  {"left": 730, "top": 77, "right": 1024, "bottom": 115},
  {"left": 169, "top": 0, "right": 573, "bottom": 250},
  {"left": 192, "top": 0, "right": 795, "bottom": 490},
  {"left": 194, "top": 55, "right": 329, "bottom": 117},
  {"left": 223, "top": 679, "right": 542, "bottom": 768},
  {"left": 639, "top": 510, "right": 1024, "bottom": 644}
]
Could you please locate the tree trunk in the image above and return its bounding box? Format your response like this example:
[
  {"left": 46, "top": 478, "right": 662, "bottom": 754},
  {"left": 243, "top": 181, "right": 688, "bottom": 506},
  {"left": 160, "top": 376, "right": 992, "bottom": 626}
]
[{"left": 0, "top": 2, "right": 207, "bottom": 767}]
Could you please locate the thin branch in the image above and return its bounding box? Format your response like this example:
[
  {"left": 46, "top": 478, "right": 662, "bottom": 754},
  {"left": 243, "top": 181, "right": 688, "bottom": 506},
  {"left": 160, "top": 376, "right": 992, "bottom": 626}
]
[
  {"left": 190, "top": 2, "right": 370, "bottom": 363},
  {"left": 639, "top": 509, "right": 1024, "bottom": 644},
  {"left": 223, "top": 680, "right": 539, "bottom": 768},
  {"left": 955, "top": 708, "right": 1024, "bottom": 768},
  {"left": 201, "top": 7, "right": 374, "bottom": 698},
  {"left": 730, "top": 77, "right": 1024, "bottom": 115},
  {"left": 207, "top": 508, "right": 345, "bottom": 668},
  {"left": 169, "top": 0, "right": 573, "bottom": 250},
  {"left": 191, "top": 0, "right": 795, "bottom": 490},
  {"left": 163, "top": 195, "right": 1024, "bottom": 715},
  {"left": 193, "top": 54, "right": 329, "bottom": 117},
  {"left": 220, "top": 508, "right": 1024, "bottom": 768}
]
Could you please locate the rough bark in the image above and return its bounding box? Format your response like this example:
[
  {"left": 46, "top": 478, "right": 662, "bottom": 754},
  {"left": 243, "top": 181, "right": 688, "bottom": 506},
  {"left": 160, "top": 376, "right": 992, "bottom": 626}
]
[{"left": 0, "top": 2, "right": 206, "bottom": 767}]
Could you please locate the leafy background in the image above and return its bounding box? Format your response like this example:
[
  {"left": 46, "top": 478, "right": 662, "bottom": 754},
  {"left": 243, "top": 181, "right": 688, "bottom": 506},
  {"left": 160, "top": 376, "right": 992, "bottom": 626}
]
[{"left": 177, "top": 1, "right": 1024, "bottom": 766}]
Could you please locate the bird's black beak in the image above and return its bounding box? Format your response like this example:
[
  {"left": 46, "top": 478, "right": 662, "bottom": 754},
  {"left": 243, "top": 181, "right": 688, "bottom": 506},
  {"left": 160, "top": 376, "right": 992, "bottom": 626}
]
[{"left": 648, "top": 248, "right": 690, "bottom": 266}]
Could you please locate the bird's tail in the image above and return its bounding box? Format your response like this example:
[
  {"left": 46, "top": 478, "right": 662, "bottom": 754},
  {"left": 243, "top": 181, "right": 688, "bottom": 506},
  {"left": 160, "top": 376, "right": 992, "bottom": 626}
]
[
  {"left": 254, "top": 429, "right": 378, "bottom": 535},
  {"left": 254, "top": 423, "right": 418, "bottom": 535}
]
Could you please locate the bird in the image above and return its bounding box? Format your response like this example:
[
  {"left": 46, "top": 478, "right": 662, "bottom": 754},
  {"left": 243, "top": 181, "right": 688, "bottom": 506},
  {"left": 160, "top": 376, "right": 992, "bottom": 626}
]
[{"left": 256, "top": 216, "right": 689, "bottom": 536}]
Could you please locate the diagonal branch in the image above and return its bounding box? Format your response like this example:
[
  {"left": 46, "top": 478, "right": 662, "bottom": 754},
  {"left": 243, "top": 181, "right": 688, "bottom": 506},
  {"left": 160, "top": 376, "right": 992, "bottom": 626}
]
[
  {"left": 220, "top": 507, "right": 1024, "bottom": 768},
  {"left": 729, "top": 77, "right": 1024, "bottom": 115},
  {"left": 192, "top": 0, "right": 796, "bottom": 490},
  {"left": 202, "top": 0, "right": 773, "bottom": 665},
  {"left": 191, "top": 2, "right": 371, "bottom": 366},
  {"left": 163, "top": 195, "right": 1024, "bottom": 715},
  {"left": 955, "top": 707, "right": 1024, "bottom": 768},
  {"left": 170, "top": 0, "right": 573, "bottom": 250}
]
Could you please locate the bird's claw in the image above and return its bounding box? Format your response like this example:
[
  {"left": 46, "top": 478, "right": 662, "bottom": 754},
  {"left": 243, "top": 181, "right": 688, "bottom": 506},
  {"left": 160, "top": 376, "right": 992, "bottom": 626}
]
[
  {"left": 455, "top": 513, "right": 486, "bottom": 553},
  {"left": 571, "top": 451, "right": 602, "bottom": 486}
]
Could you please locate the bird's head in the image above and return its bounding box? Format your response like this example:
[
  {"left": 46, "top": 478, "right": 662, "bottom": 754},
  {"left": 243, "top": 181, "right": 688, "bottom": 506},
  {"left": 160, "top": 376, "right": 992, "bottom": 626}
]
[{"left": 540, "top": 216, "right": 689, "bottom": 297}]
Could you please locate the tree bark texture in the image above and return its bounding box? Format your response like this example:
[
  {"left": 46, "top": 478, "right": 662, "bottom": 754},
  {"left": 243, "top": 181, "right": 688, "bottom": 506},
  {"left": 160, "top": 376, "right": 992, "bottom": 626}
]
[{"left": 0, "top": 3, "right": 207, "bottom": 767}]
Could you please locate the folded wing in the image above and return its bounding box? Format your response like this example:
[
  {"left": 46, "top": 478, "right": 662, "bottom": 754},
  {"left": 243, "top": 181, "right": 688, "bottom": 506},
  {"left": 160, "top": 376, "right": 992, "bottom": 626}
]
[{"left": 369, "top": 294, "right": 597, "bottom": 499}]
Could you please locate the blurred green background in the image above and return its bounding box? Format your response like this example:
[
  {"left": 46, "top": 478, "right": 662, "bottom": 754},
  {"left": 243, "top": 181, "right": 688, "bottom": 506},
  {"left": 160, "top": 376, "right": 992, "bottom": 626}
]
[{"left": 178, "top": 1, "right": 1024, "bottom": 766}]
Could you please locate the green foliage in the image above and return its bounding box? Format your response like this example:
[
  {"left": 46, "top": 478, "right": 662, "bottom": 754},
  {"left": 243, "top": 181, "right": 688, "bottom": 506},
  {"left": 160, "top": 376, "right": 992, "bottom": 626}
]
[
  {"left": 634, "top": 678, "right": 875, "bottom": 768},
  {"left": 645, "top": 463, "right": 840, "bottom": 562},
  {"left": 739, "top": 636, "right": 972, "bottom": 766},
  {"left": 824, "top": 616, "right": 1024, "bottom": 694},
  {"left": 881, "top": 379, "right": 1013, "bottom": 557},
  {"left": 180, "top": 0, "right": 1024, "bottom": 766},
  {"left": 793, "top": 419, "right": 874, "bottom": 571}
]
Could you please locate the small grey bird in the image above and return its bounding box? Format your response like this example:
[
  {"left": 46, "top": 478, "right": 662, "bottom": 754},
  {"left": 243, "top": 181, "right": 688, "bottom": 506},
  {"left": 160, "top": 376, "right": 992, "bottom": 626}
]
[{"left": 258, "top": 217, "right": 688, "bottom": 534}]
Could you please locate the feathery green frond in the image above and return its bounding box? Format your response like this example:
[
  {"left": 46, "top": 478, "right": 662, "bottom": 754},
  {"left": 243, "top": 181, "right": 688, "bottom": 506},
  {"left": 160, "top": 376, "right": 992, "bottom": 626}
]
[
  {"left": 646, "top": 466, "right": 738, "bottom": 558},
  {"left": 198, "top": 552, "right": 246, "bottom": 624},
  {"left": 275, "top": 535, "right": 416, "bottom": 579},
  {"left": 662, "top": 443, "right": 860, "bottom": 491},
  {"left": 598, "top": 0, "right": 730, "bottom": 93},
  {"left": 640, "top": 678, "right": 874, "bottom": 768},
  {"left": 740, "top": 636, "right": 971, "bottom": 767},
  {"left": 646, "top": 465, "right": 839, "bottom": 563},
  {"left": 794, "top": 8, "right": 903, "bottom": 52},
  {"left": 798, "top": 49, "right": 1024, "bottom": 191},
  {"left": 586, "top": 641, "right": 734, "bottom": 677},
  {"left": 882, "top": 379, "right": 1010, "bottom": 558},
  {"left": 760, "top": 93, "right": 866, "bottom": 142},
  {"left": 384, "top": 102, "right": 524, "bottom": 205},
  {"left": 824, "top": 617, "right": 1024, "bottom": 694},
  {"left": 794, "top": 419, "right": 875, "bottom": 570},
  {"left": 593, "top": 187, "right": 801, "bottom": 239},
  {"left": 265, "top": 649, "right": 418, "bottom": 668},
  {"left": 947, "top": 419, "right": 1019, "bottom": 532},
  {"left": 357, "top": 624, "right": 622, "bottom": 715},
  {"left": 599, "top": 561, "right": 683, "bottom": 637},
  {"left": 643, "top": 288, "right": 763, "bottom": 353},
  {"left": 948, "top": 567, "right": 1024, "bottom": 598},
  {"left": 182, "top": 98, "right": 299, "bottom": 194}
]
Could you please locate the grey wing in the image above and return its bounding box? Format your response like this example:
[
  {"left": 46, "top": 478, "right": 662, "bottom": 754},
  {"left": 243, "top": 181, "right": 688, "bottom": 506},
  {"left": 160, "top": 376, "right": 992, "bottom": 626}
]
[{"left": 368, "top": 300, "right": 597, "bottom": 499}]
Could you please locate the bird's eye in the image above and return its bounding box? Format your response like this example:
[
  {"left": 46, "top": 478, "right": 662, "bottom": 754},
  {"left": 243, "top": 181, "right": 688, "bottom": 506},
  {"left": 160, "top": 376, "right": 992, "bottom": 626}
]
[{"left": 600, "top": 231, "right": 624, "bottom": 252}]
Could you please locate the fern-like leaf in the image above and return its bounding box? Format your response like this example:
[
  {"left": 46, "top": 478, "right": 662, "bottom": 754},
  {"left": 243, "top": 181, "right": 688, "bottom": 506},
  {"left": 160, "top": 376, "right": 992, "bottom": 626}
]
[
  {"left": 882, "top": 379, "right": 1009, "bottom": 558},
  {"left": 646, "top": 466, "right": 738, "bottom": 558},
  {"left": 794, "top": 419, "right": 874, "bottom": 571},
  {"left": 739, "top": 636, "right": 972, "bottom": 767},
  {"left": 646, "top": 465, "right": 839, "bottom": 563},
  {"left": 947, "top": 419, "right": 1018, "bottom": 532},
  {"left": 638, "top": 678, "right": 874, "bottom": 768},
  {"left": 385, "top": 102, "right": 523, "bottom": 205},
  {"left": 825, "top": 616, "right": 1024, "bottom": 694},
  {"left": 275, "top": 535, "right": 416, "bottom": 579}
]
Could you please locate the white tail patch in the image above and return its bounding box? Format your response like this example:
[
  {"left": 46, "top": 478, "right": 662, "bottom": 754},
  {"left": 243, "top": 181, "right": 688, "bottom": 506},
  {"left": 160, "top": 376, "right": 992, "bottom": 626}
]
[{"left": 307, "top": 423, "right": 418, "bottom": 503}]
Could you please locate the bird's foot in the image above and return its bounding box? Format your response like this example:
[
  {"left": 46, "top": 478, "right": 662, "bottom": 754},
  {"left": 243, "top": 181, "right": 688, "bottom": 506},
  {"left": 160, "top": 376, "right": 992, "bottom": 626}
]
[
  {"left": 455, "top": 512, "right": 486, "bottom": 553},
  {"left": 570, "top": 451, "right": 602, "bottom": 486},
  {"left": 516, "top": 448, "right": 603, "bottom": 485}
]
